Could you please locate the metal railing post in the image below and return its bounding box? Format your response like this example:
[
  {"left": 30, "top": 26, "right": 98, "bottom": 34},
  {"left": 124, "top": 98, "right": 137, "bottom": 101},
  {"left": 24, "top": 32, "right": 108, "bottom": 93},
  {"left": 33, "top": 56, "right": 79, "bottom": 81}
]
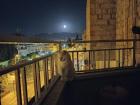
[
  {"left": 118, "top": 49, "right": 121, "bottom": 68},
  {"left": 104, "top": 50, "right": 106, "bottom": 69},
  {"left": 21, "top": 67, "right": 28, "bottom": 105},
  {"left": 122, "top": 49, "right": 125, "bottom": 67},
  {"left": 93, "top": 51, "right": 96, "bottom": 70},
  {"left": 15, "top": 69, "right": 22, "bottom": 105},
  {"left": 46, "top": 59, "right": 49, "bottom": 86},
  {"left": 44, "top": 59, "right": 47, "bottom": 89},
  {"left": 77, "top": 52, "right": 79, "bottom": 71},
  {"left": 72, "top": 52, "right": 74, "bottom": 65},
  {"left": 89, "top": 51, "right": 91, "bottom": 70},
  {"left": 108, "top": 50, "right": 110, "bottom": 68},
  {"left": 133, "top": 34, "right": 136, "bottom": 66},
  {"left": 36, "top": 62, "right": 41, "bottom": 98},
  {"left": 51, "top": 56, "right": 54, "bottom": 79},
  {"left": 33, "top": 63, "right": 38, "bottom": 102}
]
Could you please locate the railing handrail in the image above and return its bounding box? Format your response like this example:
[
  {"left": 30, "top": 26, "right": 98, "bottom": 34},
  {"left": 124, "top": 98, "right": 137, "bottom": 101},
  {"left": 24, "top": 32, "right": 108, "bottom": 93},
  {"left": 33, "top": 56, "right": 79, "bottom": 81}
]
[
  {"left": 0, "top": 39, "right": 140, "bottom": 44},
  {"left": 68, "top": 47, "right": 133, "bottom": 52},
  {"left": 64, "top": 39, "right": 140, "bottom": 43}
]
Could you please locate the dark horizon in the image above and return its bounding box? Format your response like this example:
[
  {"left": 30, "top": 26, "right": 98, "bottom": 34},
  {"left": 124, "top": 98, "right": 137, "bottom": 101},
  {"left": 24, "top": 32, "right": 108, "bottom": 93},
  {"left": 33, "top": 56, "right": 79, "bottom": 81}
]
[{"left": 0, "top": 0, "right": 86, "bottom": 35}]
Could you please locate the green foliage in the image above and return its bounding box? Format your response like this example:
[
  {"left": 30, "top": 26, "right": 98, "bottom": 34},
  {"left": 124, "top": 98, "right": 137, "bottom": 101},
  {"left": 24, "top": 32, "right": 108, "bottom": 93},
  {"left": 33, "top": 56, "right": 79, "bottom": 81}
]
[
  {"left": 27, "top": 52, "right": 38, "bottom": 59},
  {"left": 0, "top": 44, "right": 18, "bottom": 62}
]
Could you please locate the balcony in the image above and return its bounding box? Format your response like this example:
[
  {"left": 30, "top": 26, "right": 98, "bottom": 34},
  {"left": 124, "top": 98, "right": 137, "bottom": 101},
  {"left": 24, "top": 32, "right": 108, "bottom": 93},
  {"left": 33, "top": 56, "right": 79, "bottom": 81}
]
[{"left": 0, "top": 39, "right": 140, "bottom": 105}]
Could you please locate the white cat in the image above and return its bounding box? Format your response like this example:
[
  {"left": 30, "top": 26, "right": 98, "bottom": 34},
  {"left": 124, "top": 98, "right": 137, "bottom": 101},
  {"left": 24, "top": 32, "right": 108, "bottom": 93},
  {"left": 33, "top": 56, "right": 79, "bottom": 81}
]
[{"left": 55, "top": 50, "right": 75, "bottom": 81}]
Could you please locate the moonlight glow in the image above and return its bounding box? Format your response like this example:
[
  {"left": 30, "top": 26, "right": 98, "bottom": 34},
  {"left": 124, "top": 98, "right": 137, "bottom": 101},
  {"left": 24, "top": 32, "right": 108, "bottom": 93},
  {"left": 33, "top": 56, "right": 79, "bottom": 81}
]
[{"left": 63, "top": 25, "right": 67, "bottom": 29}]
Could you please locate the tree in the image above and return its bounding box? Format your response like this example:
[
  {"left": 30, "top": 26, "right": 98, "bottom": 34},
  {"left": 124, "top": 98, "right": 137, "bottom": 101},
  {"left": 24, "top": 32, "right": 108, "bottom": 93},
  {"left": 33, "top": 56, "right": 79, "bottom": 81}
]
[{"left": 0, "top": 44, "right": 18, "bottom": 62}]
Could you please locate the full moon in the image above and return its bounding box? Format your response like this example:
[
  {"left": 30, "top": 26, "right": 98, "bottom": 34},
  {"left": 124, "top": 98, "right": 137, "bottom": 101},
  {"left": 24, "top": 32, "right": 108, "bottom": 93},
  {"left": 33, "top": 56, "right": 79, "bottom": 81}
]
[{"left": 63, "top": 25, "right": 67, "bottom": 29}]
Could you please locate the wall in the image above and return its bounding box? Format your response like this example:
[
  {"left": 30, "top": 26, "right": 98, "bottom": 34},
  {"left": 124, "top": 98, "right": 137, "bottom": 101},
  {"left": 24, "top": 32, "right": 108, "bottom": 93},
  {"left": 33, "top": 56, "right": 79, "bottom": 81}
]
[
  {"left": 85, "top": 0, "right": 140, "bottom": 65},
  {"left": 86, "top": 0, "right": 116, "bottom": 49}
]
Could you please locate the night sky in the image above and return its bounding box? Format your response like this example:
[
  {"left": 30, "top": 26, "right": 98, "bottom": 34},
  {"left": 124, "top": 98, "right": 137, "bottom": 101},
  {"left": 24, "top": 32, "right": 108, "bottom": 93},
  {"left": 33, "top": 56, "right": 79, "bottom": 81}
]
[{"left": 0, "top": 0, "right": 86, "bottom": 35}]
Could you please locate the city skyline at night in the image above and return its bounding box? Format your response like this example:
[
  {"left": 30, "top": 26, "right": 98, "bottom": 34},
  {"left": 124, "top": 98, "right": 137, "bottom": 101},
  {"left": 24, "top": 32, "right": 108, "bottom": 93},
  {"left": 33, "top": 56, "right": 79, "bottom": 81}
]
[{"left": 0, "top": 0, "right": 86, "bottom": 35}]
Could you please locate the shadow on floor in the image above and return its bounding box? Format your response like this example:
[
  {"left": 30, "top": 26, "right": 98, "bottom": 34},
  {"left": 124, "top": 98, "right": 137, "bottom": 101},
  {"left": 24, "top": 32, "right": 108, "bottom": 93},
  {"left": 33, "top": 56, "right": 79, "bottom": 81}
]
[{"left": 57, "top": 70, "right": 140, "bottom": 105}]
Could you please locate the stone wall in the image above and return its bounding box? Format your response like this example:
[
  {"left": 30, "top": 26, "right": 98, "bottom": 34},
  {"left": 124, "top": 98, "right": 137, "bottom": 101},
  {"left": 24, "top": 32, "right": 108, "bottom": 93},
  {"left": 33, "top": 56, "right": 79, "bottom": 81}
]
[
  {"left": 116, "top": 0, "right": 135, "bottom": 66},
  {"left": 85, "top": 0, "right": 117, "bottom": 63},
  {"left": 136, "top": 0, "right": 140, "bottom": 63},
  {"left": 86, "top": 0, "right": 116, "bottom": 50},
  {"left": 136, "top": 0, "right": 140, "bottom": 26},
  {"left": 85, "top": 0, "right": 140, "bottom": 66},
  {"left": 116, "top": 0, "right": 140, "bottom": 65},
  {"left": 116, "top": 0, "right": 140, "bottom": 39},
  {"left": 116, "top": 0, "right": 135, "bottom": 40},
  {"left": 91, "top": 0, "right": 116, "bottom": 39},
  {"left": 85, "top": 0, "right": 140, "bottom": 41}
]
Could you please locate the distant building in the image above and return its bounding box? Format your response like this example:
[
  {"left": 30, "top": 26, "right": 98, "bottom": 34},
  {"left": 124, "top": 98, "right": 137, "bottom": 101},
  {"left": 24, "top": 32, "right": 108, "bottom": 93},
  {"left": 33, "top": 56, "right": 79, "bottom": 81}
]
[{"left": 0, "top": 33, "right": 43, "bottom": 43}]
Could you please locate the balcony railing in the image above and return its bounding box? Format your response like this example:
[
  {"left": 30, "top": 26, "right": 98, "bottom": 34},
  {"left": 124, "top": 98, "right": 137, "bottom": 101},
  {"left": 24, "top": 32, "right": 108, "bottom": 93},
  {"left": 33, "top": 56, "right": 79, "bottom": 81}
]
[
  {"left": 68, "top": 47, "right": 134, "bottom": 72},
  {"left": 0, "top": 53, "right": 58, "bottom": 105},
  {"left": 66, "top": 39, "right": 140, "bottom": 72},
  {"left": 0, "top": 39, "right": 140, "bottom": 105}
]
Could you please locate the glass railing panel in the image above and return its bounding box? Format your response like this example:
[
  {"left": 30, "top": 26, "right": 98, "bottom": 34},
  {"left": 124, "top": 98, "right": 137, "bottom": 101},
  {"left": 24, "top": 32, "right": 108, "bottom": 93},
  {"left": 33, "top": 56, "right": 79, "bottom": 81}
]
[
  {"left": 0, "top": 71, "right": 17, "bottom": 105},
  {"left": 25, "top": 65, "right": 35, "bottom": 102},
  {"left": 39, "top": 60, "right": 45, "bottom": 88}
]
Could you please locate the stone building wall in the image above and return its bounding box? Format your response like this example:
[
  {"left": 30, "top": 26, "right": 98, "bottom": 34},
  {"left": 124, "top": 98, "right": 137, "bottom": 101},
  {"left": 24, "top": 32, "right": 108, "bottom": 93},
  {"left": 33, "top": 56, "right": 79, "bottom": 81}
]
[
  {"left": 136, "top": 0, "right": 140, "bottom": 63},
  {"left": 90, "top": 0, "right": 116, "bottom": 40},
  {"left": 85, "top": 0, "right": 140, "bottom": 67},
  {"left": 85, "top": 0, "right": 117, "bottom": 64},
  {"left": 116, "top": 0, "right": 140, "bottom": 39},
  {"left": 116, "top": 0, "right": 140, "bottom": 65},
  {"left": 85, "top": 0, "right": 140, "bottom": 42},
  {"left": 84, "top": 0, "right": 117, "bottom": 69},
  {"left": 116, "top": 0, "right": 135, "bottom": 66},
  {"left": 136, "top": 0, "right": 140, "bottom": 26},
  {"left": 116, "top": 0, "right": 135, "bottom": 40},
  {"left": 85, "top": 0, "right": 137, "bottom": 40},
  {"left": 86, "top": 0, "right": 116, "bottom": 50}
]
